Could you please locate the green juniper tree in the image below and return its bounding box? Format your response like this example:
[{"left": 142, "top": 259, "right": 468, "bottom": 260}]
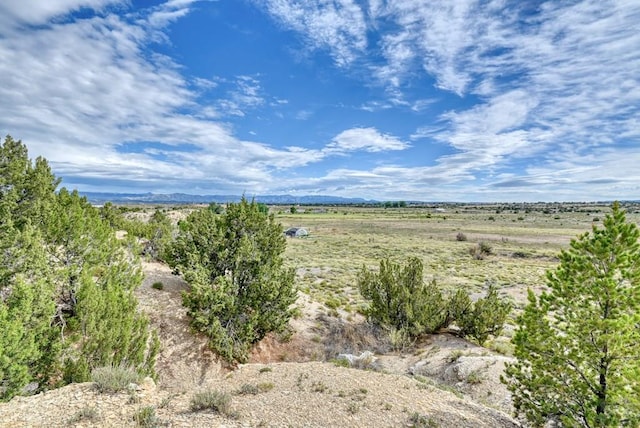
[
  {"left": 0, "top": 136, "right": 157, "bottom": 398},
  {"left": 503, "top": 202, "right": 640, "bottom": 427},
  {"left": 173, "top": 197, "right": 296, "bottom": 363},
  {"left": 358, "top": 257, "right": 448, "bottom": 337},
  {"left": 452, "top": 284, "right": 512, "bottom": 345},
  {"left": 0, "top": 224, "right": 59, "bottom": 400},
  {"left": 47, "top": 189, "right": 158, "bottom": 382},
  {"left": 358, "top": 257, "right": 511, "bottom": 344}
]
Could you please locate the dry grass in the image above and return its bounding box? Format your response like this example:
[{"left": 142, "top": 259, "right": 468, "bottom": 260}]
[{"left": 279, "top": 204, "right": 627, "bottom": 314}]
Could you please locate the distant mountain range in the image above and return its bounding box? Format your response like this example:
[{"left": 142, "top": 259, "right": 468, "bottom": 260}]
[{"left": 81, "top": 192, "right": 377, "bottom": 205}]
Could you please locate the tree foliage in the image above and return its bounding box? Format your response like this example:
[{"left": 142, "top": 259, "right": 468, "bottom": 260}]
[
  {"left": 172, "top": 197, "right": 296, "bottom": 362},
  {"left": 453, "top": 284, "right": 512, "bottom": 345},
  {"left": 503, "top": 202, "right": 640, "bottom": 427},
  {"left": 358, "top": 257, "right": 511, "bottom": 344},
  {"left": 0, "top": 135, "right": 157, "bottom": 400},
  {"left": 358, "top": 257, "right": 448, "bottom": 336},
  {"left": 0, "top": 224, "right": 59, "bottom": 400}
]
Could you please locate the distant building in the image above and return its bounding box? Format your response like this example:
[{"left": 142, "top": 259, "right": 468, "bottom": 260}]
[{"left": 285, "top": 227, "right": 309, "bottom": 237}]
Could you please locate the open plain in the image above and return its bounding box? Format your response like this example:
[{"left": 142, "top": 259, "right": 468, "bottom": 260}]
[{"left": 2, "top": 201, "right": 638, "bottom": 427}]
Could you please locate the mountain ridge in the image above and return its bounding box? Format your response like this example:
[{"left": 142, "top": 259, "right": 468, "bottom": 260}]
[{"left": 81, "top": 192, "right": 379, "bottom": 205}]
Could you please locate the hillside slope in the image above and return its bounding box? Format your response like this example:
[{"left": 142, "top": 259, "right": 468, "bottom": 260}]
[{"left": 0, "top": 260, "right": 520, "bottom": 427}]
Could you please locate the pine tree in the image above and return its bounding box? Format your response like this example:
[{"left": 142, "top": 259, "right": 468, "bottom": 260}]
[
  {"left": 175, "top": 197, "right": 296, "bottom": 362},
  {"left": 503, "top": 202, "right": 640, "bottom": 427}
]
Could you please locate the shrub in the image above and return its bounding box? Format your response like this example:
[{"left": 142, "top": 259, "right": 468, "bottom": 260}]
[
  {"left": 466, "top": 369, "right": 485, "bottom": 384},
  {"left": 455, "top": 232, "right": 467, "bottom": 242},
  {"left": 445, "top": 289, "right": 472, "bottom": 327},
  {"left": 469, "top": 241, "right": 492, "bottom": 259},
  {"left": 257, "top": 382, "right": 274, "bottom": 392},
  {"left": 190, "top": 390, "right": 232, "bottom": 415},
  {"left": 359, "top": 256, "right": 511, "bottom": 346},
  {"left": 68, "top": 406, "right": 99, "bottom": 424},
  {"left": 175, "top": 198, "right": 296, "bottom": 363},
  {"left": 134, "top": 406, "right": 159, "bottom": 428},
  {"left": 455, "top": 284, "right": 512, "bottom": 345},
  {"left": 358, "top": 257, "right": 449, "bottom": 337},
  {"left": 91, "top": 365, "right": 140, "bottom": 393},
  {"left": 236, "top": 383, "right": 260, "bottom": 395},
  {"left": 388, "top": 327, "right": 413, "bottom": 352},
  {"left": 408, "top": 412, "right": 439, "bottom": 427}
]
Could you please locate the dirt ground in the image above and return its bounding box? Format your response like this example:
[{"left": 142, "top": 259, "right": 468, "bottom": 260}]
[{"left": 0, "top": 259, "right": 521, "bottom": 427}]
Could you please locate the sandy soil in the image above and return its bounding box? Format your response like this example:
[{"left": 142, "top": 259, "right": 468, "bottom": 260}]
[{"left": 0, "top": 260, "right": 521, "bottom": 428}]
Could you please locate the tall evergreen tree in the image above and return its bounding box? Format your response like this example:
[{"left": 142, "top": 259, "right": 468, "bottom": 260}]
[{"left": 503, "top": 202, "right": 640, "bottom": 427}]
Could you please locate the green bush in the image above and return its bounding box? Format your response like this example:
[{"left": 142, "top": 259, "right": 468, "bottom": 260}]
[
  {"left": 358, "top": 257, "right": 449, "bottom": 338},
  {"left": 134, "top": 406, "right": 159, "bottom": 428},
  {"left": 236, "top": 383, "right": 260, "bottom": 395},
  {"left": 359, "top": 257, "right": 511, "bottom": 345},
  {"left": 469, "top": 241, "right": 492, "bottom": 259},
  {"left": 0, "top": 136, "right": 157, "bottom": 401},
  {"left": 173, "top": 198, "right": 296, "bottom": 363},
  {"left": 455, "top": 284, "right": 512, "bottom": 345}
]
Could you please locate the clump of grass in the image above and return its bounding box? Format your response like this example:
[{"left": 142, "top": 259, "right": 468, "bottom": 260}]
[
  {"left": 296, "top": 372, "right": 309, "bottom": 388},
  {"left": 258, "top": 366, "right": 272, "bottom": 373},
  {"left": 190, "top": 390, "right": 232, "bottom": 415},
  {"left": 331, "top": 358, "right": 351, "bottom": 368},
  {"left": 134, "top": 406, "right": 159, "bottom": 428},
  {"left": 151, "top": 281, "right": 164, "bottom": 290},
  {"left": 68, "top": 406, "right": 99, "bottom": 424},
  {"left": 389, "top": 327, "right": 413, "bottom": 352},
  {"left": 257, "top": 382, "right": 274, "bottom": 392},
  {"left": 466, "top": 369, "right": 485, "bottom": 385},
  {"left": 469, "top": 241, "right": 492, "bottom": 260},
  {"left": 408, "top": 412, "right": 440, "bottom": 427},
  {"left": 347, "top": 403, "right": 359, "bottom": 414},
  {"left": 91, "top": 365, "right": 139, "bottom": 393},
  {"left": 447, "top": 350, "right": 465, "bottom": 363},
  {"left": 236, "top": 383, "right": 260, "bottom": 395},
  {"left": 311, "top": 381, "right": 328, "bottom": 393}
]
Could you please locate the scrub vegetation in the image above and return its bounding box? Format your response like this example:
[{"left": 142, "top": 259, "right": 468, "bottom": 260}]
[{"left": 2, "top": 135, "right": 640, "bottom": 427}]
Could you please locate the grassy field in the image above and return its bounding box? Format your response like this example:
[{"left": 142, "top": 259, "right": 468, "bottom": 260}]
[{"left": 276, "top": 203, "right": 640, "bottom": 319}]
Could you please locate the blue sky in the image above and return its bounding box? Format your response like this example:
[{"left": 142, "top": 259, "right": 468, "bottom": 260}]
[{"left": 0, "top": 0, "right": 638, "bottom": 201}]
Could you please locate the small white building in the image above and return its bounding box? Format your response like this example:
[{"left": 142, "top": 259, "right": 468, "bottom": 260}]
[{"left": 285, "top": 227, "right": 309, "bottom": 237}]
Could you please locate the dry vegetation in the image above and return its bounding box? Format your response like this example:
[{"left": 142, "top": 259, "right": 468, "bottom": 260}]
[
  {"left": 280, "top": 203, "right": 636, "bottom": 313},
  {"left": 2, "top": 201, "right": 638, "bottom": 427}
]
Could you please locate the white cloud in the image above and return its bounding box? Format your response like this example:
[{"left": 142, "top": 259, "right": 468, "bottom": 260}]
[
  {"left": 0, "top": 0, "right": 125, "bottom": 28},
  {"left": 0, "top": 3, "right": 328, "bottom": 194},
  {"left": 326, "top": 127, "right": 409, "bottom": 153},
  {"left": 216, "top": 75, "right": 266, "bottom": 117},
  {"left": 1, "top": 0, "right": 639, "bottom": 201},
  {"left": 253, "top": 0, "right": 367, "bottom": 67}
]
